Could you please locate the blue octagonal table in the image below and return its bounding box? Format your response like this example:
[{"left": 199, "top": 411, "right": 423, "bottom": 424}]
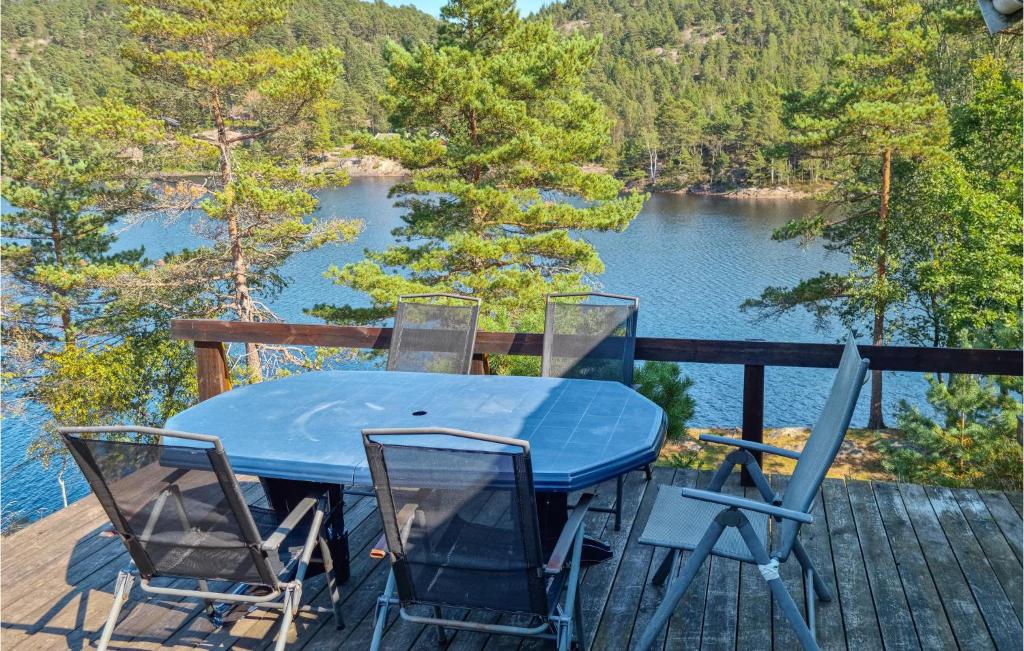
[{"left": 166, "top": 370, "right": 668, "bottom": 574}]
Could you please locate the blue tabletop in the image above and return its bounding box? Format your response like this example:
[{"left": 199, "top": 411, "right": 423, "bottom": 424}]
[{"left": 165, "top": 370, "right": 667, "bottom": 492}]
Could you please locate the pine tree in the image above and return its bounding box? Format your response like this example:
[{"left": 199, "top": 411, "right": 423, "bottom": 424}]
[
  {"left": 312, "top": 0, "right": 645, "bottom": 348},
  {"left": 122, "top": 0, "right": 362, "bottom": 380},
  {"left": 743, "top": 0, "right": 949, "bottom": 428},
  {"left": 1, "top": 73, "right": 199, "bottom": 504}
]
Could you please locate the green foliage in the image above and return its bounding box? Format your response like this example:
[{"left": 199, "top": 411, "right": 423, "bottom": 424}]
[
  {"left": 0, "top": 0, "right": 436, "bottom": 130},
  {"left": 312, "top": 0, "right": 645, "bottom": 353},
  {"left": 882, "top": 375, "right": 1022, "bottom": 490},
  {"left": 633, "top": 362, "right": 696, "bottom": 441},
  {"left": 1, "top": 73, "right": 199, "bottom": 492},
  {"left": 121, "top": 0, "right": 363, "bottom": 379}
]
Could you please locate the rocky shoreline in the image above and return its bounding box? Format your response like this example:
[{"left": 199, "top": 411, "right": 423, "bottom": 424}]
[{"left": 684, "top": 184, "right": 815, "bottom": 199}]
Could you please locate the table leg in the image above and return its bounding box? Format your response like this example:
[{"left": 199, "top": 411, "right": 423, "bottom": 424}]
[
  {"left": 535, "top": 491, "right": 612, "bottom": 566},
  {"left": 259, "top": 478, "right": 350, "bottom": 583}
]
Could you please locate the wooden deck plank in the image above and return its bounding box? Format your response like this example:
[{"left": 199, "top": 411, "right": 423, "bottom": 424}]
[
  {"left": 734, "top": 486, "right": 771, "bottom": 651},
  {"left": 662, "top": 469, "right": 714, "bottom": 651},
  {"left": 897, "top": 482, "right": 996, "bottom": 651},
  {"left": 590, "top": 468, "right": 669, "bottom": 650},
  {"left": 925, "top": 485, "right": 1022, "bottom": 650},
  {"left": 1004, "top": 491, "right": 1023, "bottom": 518},
  {"left": 1, "top": 473, "right": 1021, "bottom": 651},
  {"left": 805, "top": 482, "right": 845, "bottom": 651},
  {"left": 845, "top": 480, "right": 920, "bottom": 650},
  {"left": 770, "top": 474, "right": 806, "bottom": 651},
  {"left": 698, "top": 474, "right": 742, "bottom": 651},
  {"left": 820, "top": 479, "right": 884, "bottom": 650},
  {"left": 630, "top": 469, "right": 690, "bottom": 651},
  {"left": 870, "top": 482, "right": 957, "bottom": 650},
  {"left": 953, "top": 489, "right": 1024, "bottom": 619},
  {"left": 979, "top": 491, "right": 1023, "bottom": 563}
]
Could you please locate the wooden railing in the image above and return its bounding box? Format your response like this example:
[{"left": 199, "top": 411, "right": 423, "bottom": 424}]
[{"left": 171, "top": 318, "right": 1023, "bottom": 480}]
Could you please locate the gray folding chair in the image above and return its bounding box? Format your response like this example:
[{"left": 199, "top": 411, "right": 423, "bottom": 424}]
[
  {"left": 362, "top": 427, "right": 594, "bottom": 651},
  {"left": 635, "top": 336, "right": 869, "bottom": 651},
  {"left": 387, "top": 293, "right": 481, "bottom": 374},
  {"left": 60, "top": 426, "right": 344, "bottom": 651},
  {"left": 542, "top": 291, "right": 643, "bottom": 530}
]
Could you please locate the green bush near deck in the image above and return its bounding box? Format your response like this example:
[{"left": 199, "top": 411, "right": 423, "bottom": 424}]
[{"left": 634, "top": 362, "right": 696, "bottom": 441}]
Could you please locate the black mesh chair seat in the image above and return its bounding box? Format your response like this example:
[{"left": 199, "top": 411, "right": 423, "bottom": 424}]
[
  {"left": 387, "top": 293, "right": 481, "bottom": 375},
  {"left": 364, "top": 428, "right": 595, "bottom": 651},
  {"left": 60, "top": 426, "right": 346, "bottom": 651}
]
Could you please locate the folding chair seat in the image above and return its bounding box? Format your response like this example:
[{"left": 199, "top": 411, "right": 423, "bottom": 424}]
[{"left": 639, "top": 487, "right": 770, "bottom": 564}]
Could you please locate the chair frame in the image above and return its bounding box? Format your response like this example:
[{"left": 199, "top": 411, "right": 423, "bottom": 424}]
[
  {"left": 635, "top": 344, "right": 869, "bottom": 651},
  {"left": 60, "top": 426, "right": 345, "bottom": 651},
  {"left": 362, "top": 427, "right": 594, "bottom": 651},
  {"left": 387, "top": 292, "right": 482, "bottom": 374},
  {"left": 542, "top": 291, "right": 643, "bottom": 531}
]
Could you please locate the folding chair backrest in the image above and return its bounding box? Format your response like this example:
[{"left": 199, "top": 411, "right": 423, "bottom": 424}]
[
  {"left": 777, "top": 336, "right": 869, "bottom": 555},
  {"left": 61, "top": 426, "right": 277, "bottom": 586},
  {"left": 363, "top": 428, "right": 548, "bottom": 617},
  {"left": 387, "top": 293, "right": 481, "bottom": 374},
  {"left": 542, "top": 292, "right": 639, "bottom": 386}
]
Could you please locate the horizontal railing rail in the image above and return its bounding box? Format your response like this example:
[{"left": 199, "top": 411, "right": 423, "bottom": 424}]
[
  {"left": 170, "top": 318, "right": 1023, "bottom": 486},
  {"left": 171, "top": 319, "right": 1023, "bottom": 374}
]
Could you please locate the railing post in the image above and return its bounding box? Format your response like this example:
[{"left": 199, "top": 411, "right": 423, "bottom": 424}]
[
  {"left": 471, "top": 353, "right": 491, "bottom": 375},
  {"left": 195, "top": 341, "right": 232, "bottom": 401},
  {"left": 741, "top": 364, "right": 765, "bottom": 487}
]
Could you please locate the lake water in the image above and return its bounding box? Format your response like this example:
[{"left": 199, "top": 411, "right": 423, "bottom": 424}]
[{"left": 1, "top": 177, "right": 929, "bottom": 528}]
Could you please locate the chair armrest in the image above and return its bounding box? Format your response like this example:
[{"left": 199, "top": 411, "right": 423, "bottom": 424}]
[
  {"left": 544, "top": 493, "right": 595, "bottom": 574},
  {"left": 699, "top": 434, "right": 801, "bottom": 460},
  {"left": 260, "top": 496, "right": 318, "bottom": 551},
  {"left": 679, "top": 487, "right": 813, "bottom": 524}
]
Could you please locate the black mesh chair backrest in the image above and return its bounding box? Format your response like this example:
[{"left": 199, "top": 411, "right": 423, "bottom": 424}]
[
  {"left": 777, "top": 336, "right": 869, "bottom": 557},
  {"left": 363, "top": 428, "right": 548, "bottom": 617},
  {"left": 61, "top": 426, "right": 277, "bottom": 585},
  {"left": 387, "top": 293, "right": 481, "bottom": 374},
  {"left": 542, "top": 292, "right": 639, "bottom": 386}
]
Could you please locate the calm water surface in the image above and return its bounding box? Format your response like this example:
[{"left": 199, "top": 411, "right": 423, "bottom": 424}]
[{"left": 2, "top": 178, "right": 927, "bottom": 527}]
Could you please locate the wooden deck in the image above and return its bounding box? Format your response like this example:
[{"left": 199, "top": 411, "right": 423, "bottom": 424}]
[{"left": 2, "top": 468, "right": 1021, "bottom": 650}]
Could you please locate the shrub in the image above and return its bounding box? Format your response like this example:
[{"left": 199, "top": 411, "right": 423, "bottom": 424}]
[
  {"left": 634, "top": 361, "right": 696, "bottom": 441},
  {"left": 882, "top": 374, "right": 1022, "bottom": 490}
]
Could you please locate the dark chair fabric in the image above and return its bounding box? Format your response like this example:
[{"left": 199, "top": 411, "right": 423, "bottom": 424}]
[
  {"left": 64, "top": 434, "right": 277, "bottom": 585},
  {"left": 364, "top": 430, "right": 547, "bottom": 616},
  {"left": 387, "top": 294, "right": 481, "bottom": 375},
  {"left": 542, "top": 293, "right": 638, "bottom": 386}
]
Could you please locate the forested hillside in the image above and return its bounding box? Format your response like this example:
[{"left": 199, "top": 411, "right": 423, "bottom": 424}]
[
  {"left": 537, "top": 0, "right": 854, "bottom": 187},
  {"left": 1, "top": 0, "right": 436, "bottom": 131}
]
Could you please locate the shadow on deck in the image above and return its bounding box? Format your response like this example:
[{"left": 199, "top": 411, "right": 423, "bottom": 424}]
[{"left": 2, "top": 469, "right": 1021, "bottom": 650}]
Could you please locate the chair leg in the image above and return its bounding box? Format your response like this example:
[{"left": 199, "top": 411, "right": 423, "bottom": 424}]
[
  {"left": 196, "top": 579, "right": 217, "bottom": 622},
  {"left": 318, "top": 534, "right": 345, "bottom": 629},
  {"left": 635, "top": 521, "right": 725, "bottom": 651},
  {"left": 792, "top": 538, "right": 832, "bottom": 602},
  {"left": 96, "top": 570, "right": 134, "bottom": 651},
  {"left": 370, "top": 569, "right": 396, "bottom": 651},
  {"left": 614, "top": 476, "right": 623, "bottom": 531},
  {"left": 274, "top": 586, "right": 296, "bottom": 651},
  {"left": 651, "top": 548, "right": 679, "bottom": 586},
  {"left": 573, "top": 588, "right": 586, "bottom": 651},
  {"left": 432, "top": 606, "right": 448, "bottom": 646},
  {"left": 765, "top": 574, "right": 820, "bottom": 651},
  {"left": 733, "top": 515, "right": 820, "bottom": 651}
]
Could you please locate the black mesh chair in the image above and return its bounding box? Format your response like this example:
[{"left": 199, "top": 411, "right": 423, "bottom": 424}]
[
  {"left": 362, "top": 427, "right": 594, "bottom": 651},
  {"left": 542, "top": 291, "right": 642, "bottom": 530},
  {"left": 387, "top": 293, "right": 482, "bottom": 374},
  {"left": 60, "top": 426, "right": 344, "bottom": 651}
]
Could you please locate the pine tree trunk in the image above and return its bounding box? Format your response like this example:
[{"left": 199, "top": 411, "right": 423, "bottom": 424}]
[
  {"left": 868, "top": 149, "right": 892, "bottom": 430},
  {"left": 209, "top": 67, "right": 262, "bottom": 381}
]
